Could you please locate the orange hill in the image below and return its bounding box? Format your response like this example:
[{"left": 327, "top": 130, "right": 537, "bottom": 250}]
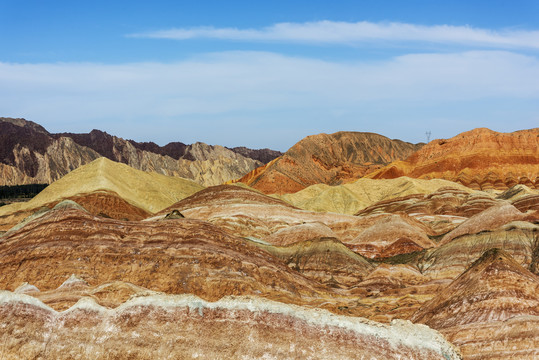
[
  {"left": 234, "top": 131, "right": 422, "bottom": 194},
  {"left": 367, "top": 128, "right": 539, "bottom": 190}
]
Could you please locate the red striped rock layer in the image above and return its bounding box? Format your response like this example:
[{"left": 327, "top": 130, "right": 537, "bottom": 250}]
[
  {"left": 348, "top": 214, "right": 436, "bottom": 259},
  {"left": 235, "top": 131, "right": 421, "bottom": 194},
  {"left": 255, "top": 237, "right": 374, "bottom": 288},
  {"left": 0, "top": 206, "right": 328, "bottom": 303},
  {"left": 159, "top": 186, "right": 437, "bottom": 259},
  {"left": 356, "top": 187, "right": 497, "bottom": 218},
  {"left": 412, "top": 249, "right": 539, "bottom": 359},
  {"left": 49, "top": 190, "right": 151, "bottom": 221},
  {"left": 0, "top": 190, "right": 150, "bottom": 232},
  {"left": 0, "top": 292, "right": 461, "bottom": 360},
  {"left": 368, "top": 128, "right": 539, "bottom": 190},
  {"left": 419, "top": 222, "right": 539, "bottom": 280}
]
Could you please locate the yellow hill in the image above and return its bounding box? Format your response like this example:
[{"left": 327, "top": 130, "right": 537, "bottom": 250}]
[
  {"left": 273, "top": 177, "right": 476, "bottom": 215},
  {"left": 0, "top": 157, "right": 204, "bottom": 215}
]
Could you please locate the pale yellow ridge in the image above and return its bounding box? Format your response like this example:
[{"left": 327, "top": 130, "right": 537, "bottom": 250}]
[
  {"left": 0, "top": 157, "right": 204, "bottom": 215},
  {"left": 273, "top": 176, "right": 477, "bottom": 215}
]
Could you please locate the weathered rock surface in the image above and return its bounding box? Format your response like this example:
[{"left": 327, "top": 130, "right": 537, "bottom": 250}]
[
  {"left": 235, "top": 131, "right": 422, "bottom": 194},
  {"left": 256, "top": 237, "right": 374, "bottom": 287},
  {"left": 0, "top": 117, "right": 279, "bottom": 186},
  {"left": 438, "top": 202, "right": 531, "bottom": 245},
  {"left": 158, "top": 185, "right": 428, "bottom": 261},
  {"left": 356, "top": 186, "right": 495, "bottom": 218},
  {"left": 262, "top": 222, "right": 338, "bottom": 246},
  {"left": 0, "top": 205, "right": 331, "bottom": 304},
  {"left": 0, "top": 292, "right": 461, "bottom": 360},
  {"left": 412, "top": 249, "right": 539, "bottom": 359},
  {"left": 0, "top": 158, "right": 203, "bottom": 230},
  {"left": 349, "top": 214, "right": 436, "bottom": 259},
  {"left": 274, "top": 177, "right": 474, "bottom": 215},
  {"left": 367, "top": 128, "right": 539, "bottom": 190},
  {"left": 420, "top": 221, "right": 539, "bottom": 281}
]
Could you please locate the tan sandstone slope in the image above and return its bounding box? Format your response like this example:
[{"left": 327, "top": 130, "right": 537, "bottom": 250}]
[{"left": 0, "top": 157, "right": 204, "bottom": 229}]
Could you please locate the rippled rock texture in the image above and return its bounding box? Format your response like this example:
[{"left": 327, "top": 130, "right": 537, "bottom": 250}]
[
  {"left": 0, "top": 292, "right": 461, "bottom": 360},
  {"left": 368, "top": 128, "right": 539, "bottom": 190},
  {"left": 412, "top": 249, "right": 539, "bottom": 359},
  {"left": 0, "top": 157, "right": 204, "bottom": 230},
  {"left": 0, "top": 205, "right": 330, "bottom": 304},
  {"left": 235, "top": 131, "right": 422, "bottom": 194}
]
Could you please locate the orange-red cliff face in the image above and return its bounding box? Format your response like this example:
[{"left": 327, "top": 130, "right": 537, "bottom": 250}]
[
  {"left": 368, "top": 128, "right": 539, "bottom": 190},
  {"left": 235, "top": 131, "right": 422, "bottom": 194}
]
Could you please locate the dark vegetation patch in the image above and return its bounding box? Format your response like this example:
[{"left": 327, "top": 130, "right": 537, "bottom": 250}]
[
  {"left": 0, "top": 184, "right": 48, "bottom": 200},
  {"left": 375, "top": 249, "right": 426, "bottom": 266}
]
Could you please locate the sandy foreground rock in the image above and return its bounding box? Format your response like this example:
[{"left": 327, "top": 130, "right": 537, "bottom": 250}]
[{"left": 0, "top": 290, "right": 461, "bottom": 360}]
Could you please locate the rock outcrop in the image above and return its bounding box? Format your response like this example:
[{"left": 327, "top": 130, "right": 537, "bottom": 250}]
[
  {"left": 420, "top": 221, "right": 539, "bottom": 281},
  {"left": 0, "top": 117, "right": 280, "bottom": 186},
  {"left": 274, "top": 177, "right": 474, "bottom": 215},
  {"left": 367, "top": 128, "right": 539, "bottom": 190},
  {"left": 256, "top": 237, "right": 375, "bottom": 287},
  {"left": 356, "top": 186, "right": 495, "bottom": 218},
  {"left": 349, "top": 214, "right": 436, "bottom": 259},
  {"left": 227, "top": 146, "right": 283, "bottom": 164},
  {"left": 0, "top": 158, "right": 204, "bottom": 230},
  {"left": 235, "top": 131, "right": 422, "bottom": 194},
  {"left": 0, "top": 205, "right": 329, "bottom": 303},
  {"left": 412, "top": 249, "right": 539, "bottom": 359},
  {"left": 157, "top": 185, "right": 428, "bottom": 258},
  {"left": 0, "top": 291, "right": 461, "bottom": 360}
]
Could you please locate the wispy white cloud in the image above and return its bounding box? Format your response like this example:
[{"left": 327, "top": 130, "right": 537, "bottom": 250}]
[
  {"left": 1, "top": 50, "right": 538, "bottom": 148},
  {"left": 128, "top": 21, "right": 539, "bottom": 50}
]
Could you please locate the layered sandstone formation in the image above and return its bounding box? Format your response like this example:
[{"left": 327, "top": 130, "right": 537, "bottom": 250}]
[
  {"left": 157, "top": 185, "right": 435, "bottom": 260},
  {"left": 367, "top": 128, "right": 539, "bottom": 190},
  {"left": 0, "top": 203, "right": 328, "bottom": 303},
  {"left": 1, "top": 133, "right": 539, "bottom": 359},
  {"left": 0, "top": 291, "right": 461, "bottom": 360},
  {"left": 348, "top": 214, "right": 436, "bottom": 259},
  {"left": 412, "top": 249, "right": 539, "bottom": 359},
  {"left": 0, "top": 117, "right": 279, "bottom": 186},
  {"left": 356, "top": 187, "right": 496, "bottom": 218},
  {"left": 235, "top": 131, "right": 422, "bottom": 194},
  {"left": 274, "top": 177, "right": 474, "bottom": 215},
  {"left": 0, "top": 158, "right": 204, "bottom": 230},
  {"left": 255, "top": 237, "right": 375, "bottom": 287}
]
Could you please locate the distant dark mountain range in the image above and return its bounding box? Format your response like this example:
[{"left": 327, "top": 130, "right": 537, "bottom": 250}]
[{"left": 0, "top": 117, "right": 282, "bottom": 186}]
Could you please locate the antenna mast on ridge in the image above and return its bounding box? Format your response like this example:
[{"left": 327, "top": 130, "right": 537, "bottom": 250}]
[{"left": 425, "top": 131, "right": 431, "bottom": 143}]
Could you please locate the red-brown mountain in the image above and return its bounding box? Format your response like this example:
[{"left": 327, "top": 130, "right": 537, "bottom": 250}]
[
  {"left": 367, "top": 128, "right": 539, "bottom": 190},
  {"left": 0, "top": 117, "right": 281, "bottom": 186},
  {"left": 235, "top": 131, "right": 423, "bottom": 194}
]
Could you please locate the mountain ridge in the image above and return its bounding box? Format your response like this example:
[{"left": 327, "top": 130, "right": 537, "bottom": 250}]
[
  {"left": 367, "top": 127, "right": 539, "bottom": 190},
  {"left": 0, "top": 117, "right": 282, "bottom": 187},
  {"left": 234, "top": 131, "right": 423, "bottom": 194}
]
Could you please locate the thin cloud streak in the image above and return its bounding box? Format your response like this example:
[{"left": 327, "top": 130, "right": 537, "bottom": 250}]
[
  {"left": 129, "top": 21, "right": 539, "bottom": 50},
  {"left": 1, "top": 50, "right": 538, "bottom": 148}
]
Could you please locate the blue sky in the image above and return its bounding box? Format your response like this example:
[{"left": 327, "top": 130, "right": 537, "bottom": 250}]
[{"left": 1, "top": 1, "right": 538, "bottom": 150}]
